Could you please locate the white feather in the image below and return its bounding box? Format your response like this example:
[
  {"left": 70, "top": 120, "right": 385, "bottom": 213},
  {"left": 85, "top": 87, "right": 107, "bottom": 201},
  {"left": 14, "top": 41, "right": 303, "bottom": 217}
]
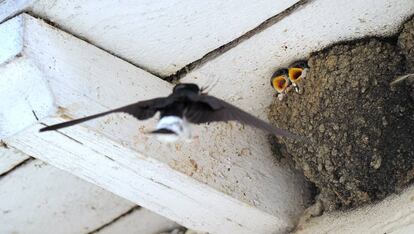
[{"left": 154, "top": 116, "right": 191, "bottom": 142}]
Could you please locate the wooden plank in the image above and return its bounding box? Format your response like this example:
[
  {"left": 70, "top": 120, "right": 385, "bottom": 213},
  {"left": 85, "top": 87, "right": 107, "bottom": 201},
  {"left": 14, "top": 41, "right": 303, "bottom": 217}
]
[
  {"left": 95, "top": 208, "right": 180, "bottom": 234},
  {"left": 1, "top": 0, "right": 301, "bottom": 76},
  {"left": 1, "top": 14, "right": 309, "bottom": 234},
  {"left": 12, "top": 120, "right": 297, "bottom": 234},
  {"left": 296, "top": 185, "right": 414, "bottom": 234},
  {"left": 0, "top": 16, "right": 32, "bottom": 175},
  {"left": 0, "top": 148, "right": 181, "bottom": 234},
  {"left": 0, "top": 159, "right": 136, "bottom": 234}
]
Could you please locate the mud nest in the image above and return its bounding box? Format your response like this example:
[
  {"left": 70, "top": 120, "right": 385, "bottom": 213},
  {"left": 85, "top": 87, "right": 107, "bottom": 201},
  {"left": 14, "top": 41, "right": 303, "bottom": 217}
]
[{"left": 268, "top": 17, "right": 414, "bottom": 210}]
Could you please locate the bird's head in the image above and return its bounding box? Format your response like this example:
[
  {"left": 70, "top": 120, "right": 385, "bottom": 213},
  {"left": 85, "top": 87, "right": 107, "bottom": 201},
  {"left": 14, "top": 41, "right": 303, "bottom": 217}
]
[
  {"left": 288, "top": 60, "right": 309, "bottom": 84},
  {"left": 270, "top": 69, "right": 290, "bottom": 93},
  {"left": 173, "top": 83, "right": 200, "bottom": 95}
]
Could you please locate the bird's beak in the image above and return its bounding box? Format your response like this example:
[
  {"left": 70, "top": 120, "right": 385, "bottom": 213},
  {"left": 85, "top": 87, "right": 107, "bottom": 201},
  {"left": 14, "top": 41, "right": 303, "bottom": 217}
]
[
  {"left": 288, "top": 67, "right": 304, "bottom": 83},
  {"left": 271, "top": 76, "right": 289, "bottom": 93}
]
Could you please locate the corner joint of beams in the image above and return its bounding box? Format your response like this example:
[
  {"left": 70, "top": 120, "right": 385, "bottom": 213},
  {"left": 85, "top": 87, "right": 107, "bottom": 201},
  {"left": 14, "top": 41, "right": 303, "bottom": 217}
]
[{"left": 0, "top": 15, "right": 56, "bottom": 139}]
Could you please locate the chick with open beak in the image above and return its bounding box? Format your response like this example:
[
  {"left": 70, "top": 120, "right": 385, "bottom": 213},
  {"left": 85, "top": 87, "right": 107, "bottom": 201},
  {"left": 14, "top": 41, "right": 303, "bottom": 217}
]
[
  {"left": 288, "top": 60, "right": 309, "bottom": 94},
  {"left": 270, "top": 69, "right": 291, "bottom": 101}
]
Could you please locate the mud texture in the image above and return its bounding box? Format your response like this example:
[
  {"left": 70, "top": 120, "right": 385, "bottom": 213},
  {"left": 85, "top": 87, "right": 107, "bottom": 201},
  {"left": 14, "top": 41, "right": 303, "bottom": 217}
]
[
  {"left": 399, "top": 17, "right": 414, "bottom": 72},
  {"left": 268, "top": 18, "right": 414, "bottom": 210},
  {"left": 398, "top": 17, "right": 414, "bottom": 100}
]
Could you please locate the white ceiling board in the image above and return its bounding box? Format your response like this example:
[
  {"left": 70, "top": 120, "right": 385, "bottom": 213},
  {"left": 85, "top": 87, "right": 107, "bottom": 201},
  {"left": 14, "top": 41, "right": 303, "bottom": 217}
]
[
  {"left": 22, "top": 0, "right": 300, "bottom": 76},
  {"left": 0, "top": 160, "right": 136, "bottom": 234},
  {"left": 96, "top": 208, "right": 180, "bottom": 234}
]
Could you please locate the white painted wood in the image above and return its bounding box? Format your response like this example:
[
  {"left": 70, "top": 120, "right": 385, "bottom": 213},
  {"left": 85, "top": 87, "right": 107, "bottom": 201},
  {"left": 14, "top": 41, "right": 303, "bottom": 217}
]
[
  {"left": 0, "top": 159, "right": 136, "bottom": 234},
  {"left": 11, "top": 122, "right": 297, "bottom": 234},
  {"left": 295, "top": 185, "right": 414, "bottom": 234},
  {"left": 1, "top": 14, "right": 309, "bottom": 234},
  {"left": 182, "top": 0, "right": 414, "bottom": 121},
  {"left": 0, "top": 0, "right": 33, "bottom": 23},
  {"left": 1, "top": 0, "right": 300, "bottom": 76},
  {"left": 0, "top": 57, "right": 55, "bottom": 138},
  {"left": 0, "top": 145, "right": 30, "bottom": 174},
  {"left": 0, "top": 148, "right": 181, "bottom": 234},
  {"left": 0, "top": 14, "right": 23, "bottom": 64},
  {"left": 96, "top": 208, "right": 180, "bottom": 234},
  {"left": 0, "top": 16, "right": 32, "bottom": 174}
]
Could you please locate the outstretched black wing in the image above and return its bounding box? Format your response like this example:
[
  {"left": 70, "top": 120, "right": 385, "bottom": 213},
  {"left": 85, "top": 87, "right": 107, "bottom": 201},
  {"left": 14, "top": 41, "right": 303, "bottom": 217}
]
[
  {"left": 185, "top": 95, "right": 305, "bottom": 140},
  {"left": 40, "top": 97, "right": 174, "bottom": 132}
]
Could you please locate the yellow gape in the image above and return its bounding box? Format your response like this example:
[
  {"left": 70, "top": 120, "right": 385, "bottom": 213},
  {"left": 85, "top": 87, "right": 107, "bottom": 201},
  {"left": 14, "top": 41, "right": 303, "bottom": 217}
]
[
  {"left": 272, "top": 76, "right": 289, "bottom": 92},
  {"left": 270, "top": 68, "right": 291, "bottom": 101},
  {"left": 270, "top": 61, "right": 308, "bottom": 100},
  {"left": 287, "top": 61, "right": 309, "bottom": 94},
  {"left": 288, "top": 67, "right": 304, "bottom": 83}
]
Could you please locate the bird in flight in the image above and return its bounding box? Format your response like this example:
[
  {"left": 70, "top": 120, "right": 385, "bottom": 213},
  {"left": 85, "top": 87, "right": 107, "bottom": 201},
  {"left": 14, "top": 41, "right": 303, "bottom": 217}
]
[{"left": 40, "top": 83, "right": 304, "bottom": 142}]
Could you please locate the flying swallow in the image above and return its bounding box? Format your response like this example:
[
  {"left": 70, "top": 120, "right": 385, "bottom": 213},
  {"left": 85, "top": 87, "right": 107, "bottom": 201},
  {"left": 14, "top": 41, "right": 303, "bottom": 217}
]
[
  {"left": 287, "top": 60, "right": 309, "bottom": 94},
  {"left": 270, "top": 69, "right": 291, "bottom": 101},
  {"left": 40, "top": 83, "right": 304, "bottom": 142}
]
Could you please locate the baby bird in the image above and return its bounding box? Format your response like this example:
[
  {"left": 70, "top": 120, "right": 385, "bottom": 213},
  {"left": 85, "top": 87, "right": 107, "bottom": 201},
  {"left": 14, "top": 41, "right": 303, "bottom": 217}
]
[
  {"left": 287, "top": 60, "right": 309, "bottom": 94},
  {"left": 270, "top": 69, "right": 291, "bottom": 101}
]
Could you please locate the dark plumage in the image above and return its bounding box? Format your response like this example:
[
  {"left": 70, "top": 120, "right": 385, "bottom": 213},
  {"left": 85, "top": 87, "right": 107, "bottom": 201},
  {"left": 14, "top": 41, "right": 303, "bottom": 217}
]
[{"left": 40, "top": 83, "right": 304, "bottom": 141}]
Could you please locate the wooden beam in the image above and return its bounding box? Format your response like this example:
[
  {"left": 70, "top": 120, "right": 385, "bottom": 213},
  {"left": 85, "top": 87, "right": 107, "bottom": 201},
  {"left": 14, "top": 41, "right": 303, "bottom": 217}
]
[
  {"left": 1, "top": 0, "right": 301, "bottom": 76},
  {"left": 1, "top": 14, "right": 309, "bottom": 234},
  {"left": 0, "top": 147, "right": 180, "bottom": 234},
  {"left": 0, "top": 158, "right": 136, "bottom": 234}
]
